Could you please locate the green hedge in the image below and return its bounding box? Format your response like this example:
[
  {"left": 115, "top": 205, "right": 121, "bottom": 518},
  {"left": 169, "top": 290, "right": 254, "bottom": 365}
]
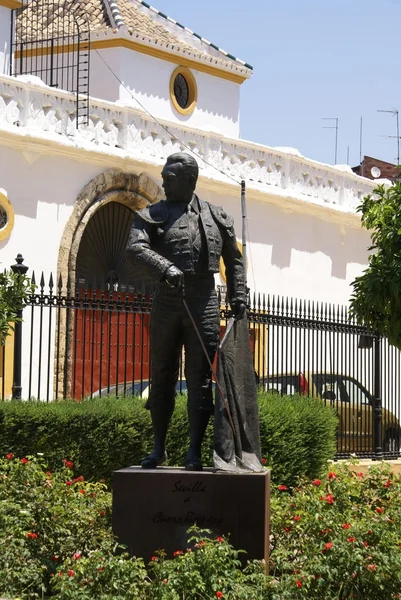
[{"left": 0, "top": 392, "right": 337, "bottom": 485}]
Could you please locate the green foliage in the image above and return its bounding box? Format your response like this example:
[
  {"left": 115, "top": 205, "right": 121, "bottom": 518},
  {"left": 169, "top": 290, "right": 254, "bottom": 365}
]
[
  {"left": 0, "top": 268, "right": 35, "bottom": 346},
  {"left": 258, "top": 392, "right": 338, "bottom": 486},
  {"left": 350, "top": 181, "right": 401, "bottom": 349},
  {"left": 268, "top": 461, "right": 401, "bottom": 599},
  {"left": 2, "top": 456, "right": 401, "bottom": 599},
  {"left": 0, "top": 392, "right": 336, "bottom": 486},
  {"left": 0, "top": 453, "right": 135, "bottom": 600},
  {"left": 148, "top": 529, "right": 268, "bottom": 600}
]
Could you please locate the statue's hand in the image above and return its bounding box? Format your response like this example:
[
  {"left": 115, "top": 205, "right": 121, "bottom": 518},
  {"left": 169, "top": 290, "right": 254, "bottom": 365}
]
[
  {"left": 165, "top": 265, "right": 184, "bottom": 290},
  {"left": 233, "top": 300, "right": 247, "bottom": 320}
]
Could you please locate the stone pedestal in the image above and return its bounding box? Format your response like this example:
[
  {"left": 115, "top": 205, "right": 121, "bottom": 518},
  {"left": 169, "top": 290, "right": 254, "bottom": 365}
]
[{"left": 112, "top": 466, "right": 270, "bottom": 564}]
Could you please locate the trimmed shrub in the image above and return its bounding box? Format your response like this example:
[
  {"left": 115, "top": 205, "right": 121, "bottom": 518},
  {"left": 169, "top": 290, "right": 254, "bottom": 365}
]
[
  {"left": 0, "top": 391, "right": 337, "bottom": 485},
  {"left": 258, "top": 392, "right": 338, "bottom": 485}
]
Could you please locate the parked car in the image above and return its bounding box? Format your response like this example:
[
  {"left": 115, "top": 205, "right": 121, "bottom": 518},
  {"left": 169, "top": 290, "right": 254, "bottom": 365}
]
[
  {"left": 92, "top": 379, "right": 215, "bottom": 399},
  {"left": 263, "top": 372, "right": 400, "bottom": 454}
]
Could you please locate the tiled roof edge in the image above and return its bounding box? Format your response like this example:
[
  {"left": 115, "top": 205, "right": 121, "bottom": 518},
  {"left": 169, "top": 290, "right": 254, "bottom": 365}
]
[
  {"left": 133, "top": 0, "right": 253, "bottom": 70},
  {"left": 105, "top": 0, "right": 124, "bottom": 28}
]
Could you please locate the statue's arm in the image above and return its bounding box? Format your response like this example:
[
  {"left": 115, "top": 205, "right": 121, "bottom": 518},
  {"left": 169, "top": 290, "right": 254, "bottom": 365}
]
[{"left": 126, "top": 214, "right": 173, "bottom": 282}]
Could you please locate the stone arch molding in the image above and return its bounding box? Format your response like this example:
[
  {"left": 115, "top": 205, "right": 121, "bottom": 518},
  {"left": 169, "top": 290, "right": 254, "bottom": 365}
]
[
  {"left": 55, "top": 169, "right": 163, "bottom": 398},
  {"left": 57, "top": 169, "right": 164, "bottom": 287}
]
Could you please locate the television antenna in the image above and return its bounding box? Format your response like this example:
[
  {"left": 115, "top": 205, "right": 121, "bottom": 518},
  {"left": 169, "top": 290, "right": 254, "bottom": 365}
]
[
  {"left": 377, "top": 109, "right": 400, "bottom": 165},
  {"left": 323, "top": 117, "right": 339, "bottom": 164}
]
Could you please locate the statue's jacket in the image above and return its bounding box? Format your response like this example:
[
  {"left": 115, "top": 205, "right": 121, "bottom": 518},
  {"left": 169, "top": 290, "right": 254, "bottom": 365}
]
[{"left": 127, "top": 195, "right": 246, "bottom": 305}]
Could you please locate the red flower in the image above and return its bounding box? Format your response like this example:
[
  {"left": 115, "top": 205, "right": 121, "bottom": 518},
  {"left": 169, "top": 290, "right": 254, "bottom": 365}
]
[
  {"left": 357, "top": 472, "right": 364, "bottom": 477},
  {"left": 312, "top": 479, "right": 322, "bottom": 486},
  {"left": 277, "top": 485, "right": 288, "bottom": 491},
  {"left": 342, "top": 523, "right": 351, "bottom": 529},
  {"left": 295, "top": 580, "right": 303, "bottom": 588},
  {"left": 79, "top": 489, "right": 86, "bottom": 495},
  {"left": 348, "top": 537, "right": 356, "bottom": 543},
  {"left": 284, "top": 527, "right": 291, "bottom": 532},
  {"left": 63, "top": 459, "right": 74, "bottom": 470},
  {"left": 46, "top": 471, "right": 52, "bottom": 477},
  {"left": 261, "top": 457, "right": 267, "bottom": 465},
  {"left": 20, "top": 458, "right": 29, "bottom": 464},
  {"left": 216, "top": 593, "right": 223, "bottom": 599},
  {"left": 99, "top": 510, "right": 106, "bottom": 517},
  {"left": 325, "top": 494, "right": 335, "bottom": 504},
  {"left": 376, "top": 507, "right": 384, "bottom": 514},
  {"left": 327, "top": 471, "right": 337, "bottom": 480},
  {"left": 65, "top": 481, "right": 73, "bottom": 486},
  {"left": 151, "top": 556, "right": 157, "bottom": 561},
  {"left": 320, "top": 528, "right": 330, "bottom": 535},
  {"left": 67, "top": 570, "right": 75, "bottom": 577},
  {"left": 293, "top": 515, "right": 301, "bottom": 521},
  {"left": 363, "top": 541, "right": 369, "bottom": 547},
  {"left": 384, "top": 480, "right": 392, "bottom": 488},
  {"left": 173, "top": 550, "right": 183, "bottom": 557},
  {"left": 322, "top": 542, "right": 333, "bottom": 552},
  {"left": 6, "top": 453, "right": 14, "bottom": 460},
  {"left": 73, "top": 476, "right": 84, "bottom": 483},
  {"left": 26, "top": 532, "right": 38, "bottom": 539},
  {"left": 216, "top": 536, "right": 224, "bottom": 543},
  {"left": 73, "top": 552, "right": 82, "bottom": 560},
  {"left": 367, "top": 564, "right": 376, "bottom": 572},
  {"left": 98, "top": 567, "right": 104, "bottom": 572}
]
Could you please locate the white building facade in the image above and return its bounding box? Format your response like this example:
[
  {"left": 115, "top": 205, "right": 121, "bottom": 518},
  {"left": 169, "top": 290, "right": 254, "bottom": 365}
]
[{"left": 0, "top": 0, "right": 380, "bottom": 400}]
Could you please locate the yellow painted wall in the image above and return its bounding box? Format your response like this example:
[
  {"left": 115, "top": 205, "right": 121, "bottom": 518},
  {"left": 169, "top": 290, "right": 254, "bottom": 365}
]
[{"left": 0, "top": 329, "right": 14, "bottom": 399}]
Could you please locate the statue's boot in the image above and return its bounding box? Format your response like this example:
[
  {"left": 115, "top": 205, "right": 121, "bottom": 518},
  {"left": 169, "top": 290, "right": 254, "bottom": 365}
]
[
  {"left": 141, "top": 402, "right": 173, "bottom": 469},
  {"left": 184, "top": 409, "right": 211, "bottom": 471}
]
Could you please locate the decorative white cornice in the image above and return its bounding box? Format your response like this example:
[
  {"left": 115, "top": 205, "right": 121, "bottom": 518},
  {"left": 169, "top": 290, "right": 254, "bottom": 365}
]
[{"left": 0, "top": 73, "right": 377, "bottom": 225}]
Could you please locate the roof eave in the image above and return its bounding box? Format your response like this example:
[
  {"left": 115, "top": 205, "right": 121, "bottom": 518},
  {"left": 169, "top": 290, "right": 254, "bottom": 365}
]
[{"left": 91, "top": 28, "right": 253, "bottom": 82}]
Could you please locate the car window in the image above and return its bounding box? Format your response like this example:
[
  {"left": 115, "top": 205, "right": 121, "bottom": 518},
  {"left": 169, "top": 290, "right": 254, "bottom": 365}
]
[
  {"left": 341, "top": 378, "right": 371, "bottom": 406},
  {"left": 312, "top": 375, "right": 345, "bottom": 403},
  {"left": 266, "top": 376, "right": 299, "bottom": 396}
]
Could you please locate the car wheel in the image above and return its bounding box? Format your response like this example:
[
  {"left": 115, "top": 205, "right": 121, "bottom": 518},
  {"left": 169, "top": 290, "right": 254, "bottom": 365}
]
[{"left": 384, "top": 430, "right": 400, "bottom": 454}]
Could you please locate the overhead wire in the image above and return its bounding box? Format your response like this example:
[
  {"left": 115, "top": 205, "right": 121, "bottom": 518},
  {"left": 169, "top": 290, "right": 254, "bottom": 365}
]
[
  {"left": 94, "top": 49, "right": 241, "bottom": 186},
  {"left": 94, "top": 49, "right": 256, "bottom": 286}
]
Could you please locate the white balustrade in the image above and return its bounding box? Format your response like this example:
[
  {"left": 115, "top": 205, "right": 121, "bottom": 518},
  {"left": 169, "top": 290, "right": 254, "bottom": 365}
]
[{"left": 0, "top": 73, "right": 377, "bottom": 212}]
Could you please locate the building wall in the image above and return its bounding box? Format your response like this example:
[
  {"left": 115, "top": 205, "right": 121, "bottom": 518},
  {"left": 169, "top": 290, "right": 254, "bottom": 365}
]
[
  {"left": 0, "top": 7, "right": 11, "bottom": 76},
  {"left": 0, "top": 143, "right": 369, "bottom": 304},
  {"left": 0, "top": 142, "right": 371, "bottom": 398},
  {"left": 90, "top": 47, "right": 241, "bottom": 138}
]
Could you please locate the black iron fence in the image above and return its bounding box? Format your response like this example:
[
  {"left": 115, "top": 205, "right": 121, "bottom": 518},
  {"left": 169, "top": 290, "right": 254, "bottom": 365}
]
[{"left": 1, "top": 262, "right": 401, "bottom": 461}]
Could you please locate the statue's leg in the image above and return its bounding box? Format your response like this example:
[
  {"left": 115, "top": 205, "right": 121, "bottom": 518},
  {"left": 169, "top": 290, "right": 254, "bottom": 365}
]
[
  {"left": 142, "top": 291, "right": 183, "bottom": 468},
  {"left": 183, "top": 287, "right": 220, "bottom": 471}
]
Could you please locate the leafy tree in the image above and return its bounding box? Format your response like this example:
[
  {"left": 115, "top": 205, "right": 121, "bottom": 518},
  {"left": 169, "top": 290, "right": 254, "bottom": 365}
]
[
  {"left": 0, "top": 269, "right": 34, "bottom": 346},
  {"left": 350, "top": 181, "right": 401, "bottom": 349}
]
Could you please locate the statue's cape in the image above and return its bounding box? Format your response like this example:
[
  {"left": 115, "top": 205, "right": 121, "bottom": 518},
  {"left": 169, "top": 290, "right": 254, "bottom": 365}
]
[{"left": 213, "top": 316, "right": 263, "bottom": 472}]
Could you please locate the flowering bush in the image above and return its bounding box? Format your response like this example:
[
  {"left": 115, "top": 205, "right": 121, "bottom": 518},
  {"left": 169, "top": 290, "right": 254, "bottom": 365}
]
[
  {"left": 268, "top": 461, "right": 401, "bottom": 598},
  {"left": 0, "top": 453, "right": 148, "bottom": 599},
  {"left": 148, "top": 529, "right": 268, "bottom": 600},
  {"left": 3, "top": 453, "right": 401, "bottom": 599}
]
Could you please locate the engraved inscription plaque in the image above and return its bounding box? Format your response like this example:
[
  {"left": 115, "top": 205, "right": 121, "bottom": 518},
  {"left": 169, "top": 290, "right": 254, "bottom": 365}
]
[{"left": 112, "top": 467, "right": 270, "bottom": 564}]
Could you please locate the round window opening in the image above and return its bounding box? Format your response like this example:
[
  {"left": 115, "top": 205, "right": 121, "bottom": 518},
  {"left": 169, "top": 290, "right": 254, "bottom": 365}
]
[
  {"left": 170, "top": 67, "right": 197, "bottom": 115},
  {"left": 0, "top": 205, "right": 7, "bottom": 231},
  {"left": 174, "top": 73, "right": 189, "bottom": 109}
]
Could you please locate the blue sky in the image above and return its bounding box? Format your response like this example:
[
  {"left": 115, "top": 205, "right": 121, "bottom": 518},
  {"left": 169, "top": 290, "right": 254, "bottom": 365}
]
[{"left": 153, "top": 0, "right": 401, "bottom": 167}]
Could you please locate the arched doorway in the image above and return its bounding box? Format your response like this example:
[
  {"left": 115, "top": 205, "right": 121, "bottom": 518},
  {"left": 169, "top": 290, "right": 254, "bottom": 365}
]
[
  {"left": 56, "top": 169, "right": 164, "bottom": 399},
  {"left": 71, "top": 201, "right": 155, "bottom": 399}
]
